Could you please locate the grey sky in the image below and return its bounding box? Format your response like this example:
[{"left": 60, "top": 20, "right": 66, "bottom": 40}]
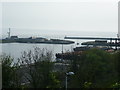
[{"left": 2, "top": 2, "right": 118, "bottom": 36}]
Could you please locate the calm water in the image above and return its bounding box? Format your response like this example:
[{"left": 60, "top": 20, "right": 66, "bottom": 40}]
[
  {"left": 0, "top": 31, "right": 117, "bottom": 63},
  {"left": 1, "top": 43, "right": 76, "bottom": 62}
]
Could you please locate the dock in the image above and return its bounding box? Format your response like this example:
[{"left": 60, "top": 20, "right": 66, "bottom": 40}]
[
  {"left": 64, "top": 36, "right": 120, "bottom": 41},
  {"left": 64, "top": 36, "right": 120, "bottom": 50}
]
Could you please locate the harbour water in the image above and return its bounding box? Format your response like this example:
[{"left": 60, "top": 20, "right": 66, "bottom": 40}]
[{"left": 0, "top": 31, "right": 117, "bottom": 63}]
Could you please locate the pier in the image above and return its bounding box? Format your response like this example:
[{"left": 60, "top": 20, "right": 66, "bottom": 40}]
[
  {"left": 64, "top": 36, "right": 120, "bottom": 41},
  {"left": 64, "top": 36, "right": 120, "bottom": 50}
]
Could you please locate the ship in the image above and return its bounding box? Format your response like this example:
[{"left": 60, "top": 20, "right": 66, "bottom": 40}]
[
  {"left": 0, "top": 36, "right": 75, "bottom": 44},
  {"left": 0, "top": 29, "right": 74, "bottom": 44}
]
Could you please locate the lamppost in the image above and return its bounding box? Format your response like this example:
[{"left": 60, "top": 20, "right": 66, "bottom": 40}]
[{"left": 65, "top": 72, "right": 74, "bottom": 90}]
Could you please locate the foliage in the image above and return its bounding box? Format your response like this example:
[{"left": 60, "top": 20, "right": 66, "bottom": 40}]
[
  {"left": 1, "top": 47, "right": 61, "bottom": 88},
  {"left": 83, "top": 82, "right": 92, "bottom": 88},
  {"left": 1, "top": 47, "right": 120, "bottom": 89},
  {"left": 113, "top": 51, "right": 120, "bottom": 81},
  {"left": 69, "top": 48, "right": 118, "bottom": 88},
  {"left": 17, "top": 47, "right": 60, "bottom": 88},
  {"left": 111, "top": 82, "right": 120, "bottom": 88},
  {"left": 1, "top": 54, "right": 20, "bottom": 88}
]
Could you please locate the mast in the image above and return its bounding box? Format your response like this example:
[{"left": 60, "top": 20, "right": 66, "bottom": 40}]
[{"left": 8, "top": 28, "right": 11, "bottom": 38}]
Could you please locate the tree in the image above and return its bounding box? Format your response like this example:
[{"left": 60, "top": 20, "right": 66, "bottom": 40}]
[
  {"left": 1, "top": 47, "right": 61, "bottom": 89},
  {"left": 69, "top": 48, "right": 118, "bottom": 88},
  {"left": 1, "top": 54, "right": 21, "bottom": 88},
  {"left": 111, "top": 50, "right": 120, "bottom": 88},
  {"left": 115, "top": 51, "right": 120, "bottom": 81},
  {"left": 18, "top": 47, "right": 60, "bottom": 88}
]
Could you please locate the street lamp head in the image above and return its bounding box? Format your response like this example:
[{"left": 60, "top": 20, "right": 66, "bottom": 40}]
[{"left": 66, "top": 72, "right": 74, "bottom": 75}]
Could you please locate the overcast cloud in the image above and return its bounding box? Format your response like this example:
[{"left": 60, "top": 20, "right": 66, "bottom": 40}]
[{"left": 1, "top": 1, "right": 118, "bottom": 36}]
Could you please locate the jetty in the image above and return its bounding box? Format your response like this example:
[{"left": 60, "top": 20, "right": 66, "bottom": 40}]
[
  {"left": 64, "top": 36, "right": 120, "bottom": 50},
  {"left": 55, "top": 35, "right": 120, "bottom": 60}
]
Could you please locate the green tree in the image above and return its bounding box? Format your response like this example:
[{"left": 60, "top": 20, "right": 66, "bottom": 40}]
[
  {"left": 1, "top": 54, "right": 13, "bottom": 88},
  {"left": 111, "top": 51, "right": 120, "bottom": 89},
  {"left": 1, "top": 47, "right": 61, "bottom": 89},
  {"left": 69, "top": 48, "right": 117, "bottom": 88},
  {"left": 18, "top": 47, "right": 61, "bottom": 88},
  {"left": 1, "top": 54, "right": 21, "bottom": 88},
  {"left": 114, "top": 51, "right": 120, "bottom": 81}
]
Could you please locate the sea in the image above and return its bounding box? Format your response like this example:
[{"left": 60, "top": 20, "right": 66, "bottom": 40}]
[{"left": 0, "top": 31, "right": 117, "bottom": 63}]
